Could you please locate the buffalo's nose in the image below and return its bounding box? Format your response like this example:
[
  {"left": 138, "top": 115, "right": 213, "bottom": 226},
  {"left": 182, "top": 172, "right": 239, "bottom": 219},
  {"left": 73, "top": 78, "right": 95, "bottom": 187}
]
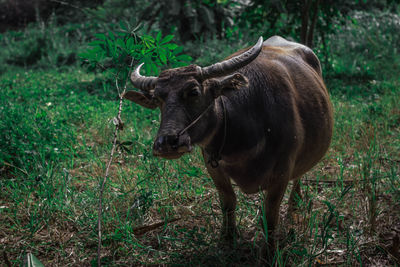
[{"left": 154, "top": 135, "right": 179, "bottom": 152}]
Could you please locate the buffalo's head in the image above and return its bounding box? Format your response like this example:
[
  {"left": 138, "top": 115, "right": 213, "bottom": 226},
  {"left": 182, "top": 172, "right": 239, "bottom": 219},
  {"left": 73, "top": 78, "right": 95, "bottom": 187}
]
[{"left": 123, "top": 37, "right": 263, "bottom": 159}]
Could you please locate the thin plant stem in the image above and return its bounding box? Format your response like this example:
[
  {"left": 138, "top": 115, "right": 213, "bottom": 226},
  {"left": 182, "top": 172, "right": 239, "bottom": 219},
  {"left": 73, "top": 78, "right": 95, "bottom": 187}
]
[{"left": 97, "top": 58, "right": 135, "bottom": 267}]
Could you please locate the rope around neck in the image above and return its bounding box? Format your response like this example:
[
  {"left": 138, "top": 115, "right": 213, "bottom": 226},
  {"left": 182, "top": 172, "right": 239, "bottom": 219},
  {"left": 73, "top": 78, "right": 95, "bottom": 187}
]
[{"left": 178, "top": 96, "right": 227, "bottom": 168}]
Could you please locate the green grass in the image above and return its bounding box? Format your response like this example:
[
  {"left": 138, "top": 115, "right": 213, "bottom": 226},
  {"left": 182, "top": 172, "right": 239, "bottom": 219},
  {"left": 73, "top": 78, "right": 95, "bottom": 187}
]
[{"left": 1, "top": 11, "right": 400, "bottom": 266}]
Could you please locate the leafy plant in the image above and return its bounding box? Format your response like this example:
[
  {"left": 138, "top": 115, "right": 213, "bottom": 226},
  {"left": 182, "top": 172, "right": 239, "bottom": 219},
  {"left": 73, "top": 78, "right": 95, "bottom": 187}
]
[
  {"left": 0, "top": 15, "right": 93, "bottom": 71},
  {"left": 80, "top": 22, "right": 192, "bottom": 82}
]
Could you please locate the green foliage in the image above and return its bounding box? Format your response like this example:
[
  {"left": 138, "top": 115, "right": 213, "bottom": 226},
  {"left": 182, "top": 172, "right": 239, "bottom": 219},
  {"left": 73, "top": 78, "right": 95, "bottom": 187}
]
[
  {"left": 5, "top": 35, "right": 48, "bottom": 66},
  {"left": 329, "top": 11, "right": 400, "bottom": 78},
  {"left": 139, "top": 0, "right": 239, "bottom": 42},
  {"left": 0, "top": 0, "right": 101, "bottom": 29},
  {"left": 82, "top": 0, "right": 142, "bottom": 25},
  {"left": 184, "top": 37, "right": 247, "bottom": 66},
  {"left": 81, "top": 0, "right": 239, "bottom": 42},
  {"left": 80, "top": 23, "right": 192, "bottom": 81},
  {"left": 0, "top": 16, "right": 96, "bottom": 71},
  {"left": 323, "top": 10, "right": 400, "bottom": 96},
  {"left": 238, "top": 0, "right": 342, "bottom": 46}
]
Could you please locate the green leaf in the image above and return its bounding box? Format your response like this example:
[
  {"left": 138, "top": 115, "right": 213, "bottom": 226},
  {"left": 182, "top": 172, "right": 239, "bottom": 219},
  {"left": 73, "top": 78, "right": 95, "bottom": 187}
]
[
  {"left": 88, "top": 40, "right": 104, "bottom": 47},
  {"left": 164, "top": 43, "right": 179, "bottom": 50},
  {"left": 172, "top": 46, "right": 183, "bottom": 55},
  {"left": 143, "top": 35, "right": 155, "bottom": 43},
  {"left": 143, "top": 55, "right": 152, "bottom": 74},
  {"left": 78, "top": 51, "right": 96, "bottom": 60},
  {"left": 108, "top": 30, "right": 115, "bottom": 40},
  {"left": 160, "top": 35, "right": 175, "bottom": 44},
  {"left": 126, "top": 37, "right": 135, "bottom": 50},
  {"left": 156, "top": 31, "right": 162, "bottom": 43},
  {"left": 105, "top": 39, "right": 113, "bottom": 57},
  {"left": 119, "top": 20, "right": 128, "bottom": 31},
  {"left": 116, "top": 38, "right": 125, "bottom": 49},
  {"left": 143, "top": 39, "right": 151, "bottom": 49},
  {"left": 95, "top": 33, "right": 106, "bottom": 40},
  {"left": 159, "top": 48, "right": 167, "bottom": 64},
  {"left": 24, "top": 253, "right": 45, "bottom": 267},
  {"left": 176, "top": 54, "right": 192, "bottom": 62},
  {"left": 173, "top": 61, "right": 188, "bottom": 67},
  {"left": 150, "top": 62, "right": 159, "bottom": 75}
]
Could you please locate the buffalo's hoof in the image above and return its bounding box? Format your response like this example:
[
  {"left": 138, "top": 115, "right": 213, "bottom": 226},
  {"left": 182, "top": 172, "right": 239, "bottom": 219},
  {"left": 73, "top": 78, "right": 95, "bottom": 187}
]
[{"left": 219, "top": 228, "right": 239, "bottom": 247}]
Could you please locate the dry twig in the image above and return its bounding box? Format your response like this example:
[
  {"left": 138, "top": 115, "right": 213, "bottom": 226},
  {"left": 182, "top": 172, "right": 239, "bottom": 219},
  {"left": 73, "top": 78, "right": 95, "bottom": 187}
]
[
  {"left": 132, "top": 217, "right": 182, "bottom": 236},
  {"left": 97, "top": 58, "right": 135, "bottom": 267}
]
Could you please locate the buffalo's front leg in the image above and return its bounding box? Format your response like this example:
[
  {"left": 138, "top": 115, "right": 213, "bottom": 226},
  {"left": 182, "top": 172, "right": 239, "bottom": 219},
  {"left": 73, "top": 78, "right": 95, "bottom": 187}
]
[{"left": 203, "top": 151, "right": 237, "bottom": 243}]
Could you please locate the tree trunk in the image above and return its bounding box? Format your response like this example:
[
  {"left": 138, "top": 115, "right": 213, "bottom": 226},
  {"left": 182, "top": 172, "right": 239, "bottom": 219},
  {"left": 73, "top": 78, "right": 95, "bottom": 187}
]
[
  {"left": 300, "top": 0, "right": 312, "bottom": 45},
  {"left": 307, "top": 0, "right": 320, "bottom": 48}
]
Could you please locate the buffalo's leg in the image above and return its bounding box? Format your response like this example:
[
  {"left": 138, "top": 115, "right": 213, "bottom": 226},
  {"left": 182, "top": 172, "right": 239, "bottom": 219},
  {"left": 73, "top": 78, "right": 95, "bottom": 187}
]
[
  {"left": 203, "top": 152, "right": 237, "bottom": 242},
  {"left": 261, "top": 178, "right": 289, "bottom": 260},
  {"left": 288, "top": 179, "right": 302, "bottom": 221}
]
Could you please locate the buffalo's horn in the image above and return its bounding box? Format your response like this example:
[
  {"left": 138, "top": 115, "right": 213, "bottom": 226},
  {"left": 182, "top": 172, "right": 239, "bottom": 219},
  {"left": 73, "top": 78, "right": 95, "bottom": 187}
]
[
  {"left": 199, "top": 36, "right": 263, "bottom": 79},
  {"left": 130, "top": 63, "right": 158, "bottom": 91}
]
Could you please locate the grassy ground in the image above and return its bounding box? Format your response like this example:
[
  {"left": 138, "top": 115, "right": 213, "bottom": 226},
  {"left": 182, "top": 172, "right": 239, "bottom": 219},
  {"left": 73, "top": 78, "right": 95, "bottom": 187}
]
[{"left": 1, "top": 12, "right": 400, "bottom": 267}]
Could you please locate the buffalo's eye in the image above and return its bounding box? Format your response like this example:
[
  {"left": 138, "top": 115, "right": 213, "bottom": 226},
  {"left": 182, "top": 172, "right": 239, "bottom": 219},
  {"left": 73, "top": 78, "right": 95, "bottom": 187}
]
[
  {"left": 187, "top": 87, "right": 201, "bottom": 98},
  {"left": 156, "top": 96, "right": 164, "bottom": 103},
  {"left": 154, "top": 90, "right": 167, "bottom": 101}
]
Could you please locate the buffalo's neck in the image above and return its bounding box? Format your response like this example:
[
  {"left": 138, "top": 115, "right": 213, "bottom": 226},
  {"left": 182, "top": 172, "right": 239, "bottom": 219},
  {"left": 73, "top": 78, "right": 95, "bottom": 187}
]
[
  {"left": 203, "top": 93, "right": 279, "bottom": 193},
  {"left": 194, "top": 98, "right": 224, "bottom": 149},
  {"left": 203, "top": 94, "right": 267, "bottom": 163},
  {"left": 199, "top": 97, "right": 225, "bottom": 157}
]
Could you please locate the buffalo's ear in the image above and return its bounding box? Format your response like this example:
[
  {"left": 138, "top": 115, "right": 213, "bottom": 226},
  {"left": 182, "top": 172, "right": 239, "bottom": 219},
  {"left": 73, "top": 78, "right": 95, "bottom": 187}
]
[
  {"left": 123, "top": 91, "right": 158, "bottom": 109},
  {"left": 210, "top": 73, "right": 249, "bottom": 98}
]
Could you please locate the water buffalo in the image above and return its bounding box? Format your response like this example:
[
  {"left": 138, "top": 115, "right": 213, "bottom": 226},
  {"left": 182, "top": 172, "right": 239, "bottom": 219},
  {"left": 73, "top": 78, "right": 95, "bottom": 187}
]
[{"left": 124, "top": 35, "right": 333, "bottom": 258}]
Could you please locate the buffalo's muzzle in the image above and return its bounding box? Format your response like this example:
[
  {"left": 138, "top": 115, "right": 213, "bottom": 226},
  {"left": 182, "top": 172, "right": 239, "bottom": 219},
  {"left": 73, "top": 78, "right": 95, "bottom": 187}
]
[{"left": 153, "top": 133, "right": 192, "bottom": 159}]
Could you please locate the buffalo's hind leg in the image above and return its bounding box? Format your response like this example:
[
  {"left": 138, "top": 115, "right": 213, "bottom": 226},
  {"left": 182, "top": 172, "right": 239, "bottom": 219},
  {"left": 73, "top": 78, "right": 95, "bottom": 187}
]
[
  {"left": 261, "top": 177, "right": 289, "bottom": 263},
  {"left": 287, "top": 179, "right": 302, "bottom": 222},
  {"left": 203, "top": 151, "right": 237, "bottom": 244}
]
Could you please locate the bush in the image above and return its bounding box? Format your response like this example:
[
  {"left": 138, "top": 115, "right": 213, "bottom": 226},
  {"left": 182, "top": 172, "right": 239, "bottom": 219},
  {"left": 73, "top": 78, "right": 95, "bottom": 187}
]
[
  {"left": 0, "top": 19, "right": 86, "bottom": 70},
  {"left": 324, "top": 10, "right": 400, "bottom": 96},
  {"left": 80, "top": 22, "right": 192, "bottom": 86}
]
